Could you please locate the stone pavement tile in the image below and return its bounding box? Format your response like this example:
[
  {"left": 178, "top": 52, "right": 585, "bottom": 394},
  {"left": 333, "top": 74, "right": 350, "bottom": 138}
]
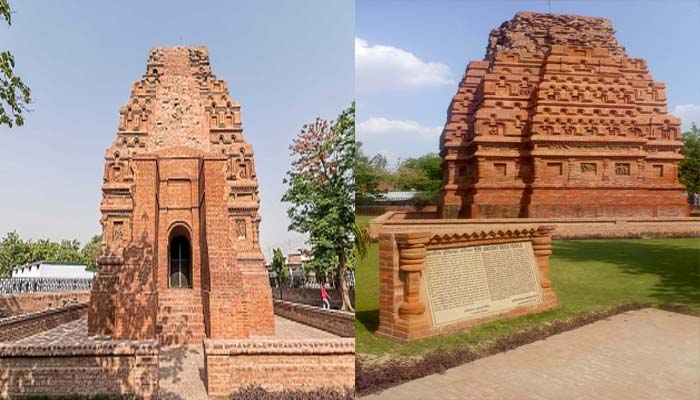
[
  {"left": 363, "top": 309, "right": 700, "bottom": 400},
  {"left": 14, "top": 317, "right": 92, "bottom": 345},
  {"left": 158, "top": 345, "right": 208, "bottom": 400},
  {"left": 266, "top": 314, "right": 340, "bottom": 339}
]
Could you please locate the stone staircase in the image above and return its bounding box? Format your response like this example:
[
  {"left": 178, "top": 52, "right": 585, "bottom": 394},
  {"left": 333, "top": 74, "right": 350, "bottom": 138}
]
[{"left": 156, "top": 290, "right": 206, "bottom": 346}]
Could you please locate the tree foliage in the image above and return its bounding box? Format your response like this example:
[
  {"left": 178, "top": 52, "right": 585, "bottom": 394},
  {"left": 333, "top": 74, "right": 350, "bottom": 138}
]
[
  {"left": 0, "top": 231, "right": 100, "bottom": 276},
  {"left": 0, "top": 0, "right": 31, "bottom": 128},
  {"left": 356, "top": 141, "right": 389, "bottom": 202},
  {"left": 680, "top": 123, "right": 700, "bottom": 195},
  {"left": 394, "top": 153, "right": 442, "bottom": 197},
  {"left": 282, "top": 103, "right": 355, "bottom": 311},
  {"left": 270, "top": 247, "right": 289, "bottom": 286}
]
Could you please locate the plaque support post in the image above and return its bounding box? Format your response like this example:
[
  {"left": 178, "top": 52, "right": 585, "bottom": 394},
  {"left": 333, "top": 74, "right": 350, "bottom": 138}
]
[
  {"left": 532, "top": 225, "right": 556, "bottom": 288},
  {"left": 394, "top": 232, "right": 431, "bottom": 320}
]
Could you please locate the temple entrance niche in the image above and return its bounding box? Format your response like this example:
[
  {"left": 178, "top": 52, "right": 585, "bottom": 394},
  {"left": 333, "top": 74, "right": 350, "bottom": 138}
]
[{"left": 169, "top": 226, "right": 192, "bottom": 289}]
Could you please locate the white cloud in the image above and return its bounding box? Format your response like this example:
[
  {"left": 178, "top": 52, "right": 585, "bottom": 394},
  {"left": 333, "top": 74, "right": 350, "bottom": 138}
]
[
  {"left": 355, "top": 38, "right": 454, "bottom": 91},
  {"left": 356, "top": 117, "right": 442, "bottom": 140},
  {"left": 672, "top": 104, "right": 700, "bottom": 131}
]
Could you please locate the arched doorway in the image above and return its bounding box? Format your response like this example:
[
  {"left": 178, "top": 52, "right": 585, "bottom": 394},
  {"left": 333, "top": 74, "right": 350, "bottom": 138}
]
[{"left": 169, "top": 234, "right": 192, "bottom": 289}]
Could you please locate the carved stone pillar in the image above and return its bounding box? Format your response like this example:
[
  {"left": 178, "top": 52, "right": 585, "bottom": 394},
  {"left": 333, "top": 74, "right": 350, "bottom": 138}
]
[
  {"left": 394, "top": 232, "right": 431, "bottom": 320},
  {"left": 602, "top": 159, "right": 610, "bottom": 182},
  {"left": 567, "top": 158, "right": 576, "bottom": 181},
  {"left": 531, "top": 225, "right": 555, "bottom": 288},
  {"left": 637, "top": 158, "right": 645, "bottom": 180}
]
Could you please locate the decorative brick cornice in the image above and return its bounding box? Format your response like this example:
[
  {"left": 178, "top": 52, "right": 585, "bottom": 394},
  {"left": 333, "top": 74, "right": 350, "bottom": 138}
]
[
  {"left": 428, "top": 227, "right": 540, "bottom": 246},
  {"left": 204, "top": 338, "right": 355, "bottom": 355}
]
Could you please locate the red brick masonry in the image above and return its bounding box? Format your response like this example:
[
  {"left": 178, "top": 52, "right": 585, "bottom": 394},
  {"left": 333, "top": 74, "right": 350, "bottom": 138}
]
[
  {"left": 377, "top": 226, "right": 559, "bottom": 342},
  {"left": 0, "top": 339, "right": 159, "bottom": 399},
  {"left": 369, "top": 212, "right": 700, "bottom": 240},
  {"left": 0, "top": 291, "right": 90, "bottom": 316},
  {"left": 0, "top": 303, "right": 87, "bottom": 342},
  {"left": 440, "top": 12, "right": 688, "bottom": 219},
  {"left": 204, "top": 338, "right": 355, "bottom": 398},
  {"left": 273, "top": 300, "right": 354, "bottom": 337}
]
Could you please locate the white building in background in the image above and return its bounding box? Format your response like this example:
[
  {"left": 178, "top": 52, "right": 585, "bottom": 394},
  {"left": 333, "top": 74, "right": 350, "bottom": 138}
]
[{"left": 11, "top": 261, "right": 95, "bottom": 279}]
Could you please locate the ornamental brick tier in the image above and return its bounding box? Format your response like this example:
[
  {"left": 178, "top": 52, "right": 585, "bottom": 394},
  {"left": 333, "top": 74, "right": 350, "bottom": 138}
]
[
  {"left": 439, "top": 12, "right": 689, "bottom": 219},
  {"left": 88, "top": 46, "right": 274, "bottom": 344}
]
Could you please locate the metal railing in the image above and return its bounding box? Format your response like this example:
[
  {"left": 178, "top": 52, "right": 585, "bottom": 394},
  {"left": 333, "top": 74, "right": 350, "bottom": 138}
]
[{"left": 0, "top": 277, "right": 93, "bottom": 294}]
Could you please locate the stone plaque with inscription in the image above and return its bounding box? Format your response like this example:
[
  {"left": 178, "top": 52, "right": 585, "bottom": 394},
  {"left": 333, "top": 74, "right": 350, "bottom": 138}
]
[{"left": 423, "top": 241, "right": 542, "bottom": 325}]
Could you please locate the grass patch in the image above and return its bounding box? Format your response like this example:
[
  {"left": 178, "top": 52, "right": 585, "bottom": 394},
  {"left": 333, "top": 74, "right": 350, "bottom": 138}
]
[{"left": 355, "top": 214, "right": 700, "bottom": 357}]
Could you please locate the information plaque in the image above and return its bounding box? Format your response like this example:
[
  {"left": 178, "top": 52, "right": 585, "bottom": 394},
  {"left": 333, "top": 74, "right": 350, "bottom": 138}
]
[{"left": 423, "top": 241, "right": 542, "bottom": 325}]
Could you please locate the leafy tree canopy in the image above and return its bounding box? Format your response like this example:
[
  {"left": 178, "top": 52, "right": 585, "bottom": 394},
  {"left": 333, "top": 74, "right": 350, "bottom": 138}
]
[
  {"left": 680, "top": 123, "right": 700, "bottom": 195},
  {"left": 0, "top": 0, "right": 31, "bottom": 128},
  {"left": 270, "top": 247, "right": 289, "bottom": 286},
  {"left": 282, "top": 103, "right": 355, "bottom": 311},
  {"left": 0, "top": 231, "right": 101, "bottom": 276}
]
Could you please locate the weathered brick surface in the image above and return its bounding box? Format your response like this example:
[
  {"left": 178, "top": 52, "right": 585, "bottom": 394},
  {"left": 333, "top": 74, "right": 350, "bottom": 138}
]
[
  {"left": 369, "top": 211, "right": 700, "bottom": 240},
  {"left": 377, "top": 227, "right": 559, "bottom": 342},
  {"left": 204, "top": 338, "right": 355, "bottom": 398},
  {"left": 88, "top": 46, "right": 274, "bottom": 343},
  {"left": 273, "top": 300, "right": 354, "bottom": 337},
  {"left": 356, "top": 205, "right": 438, "bottom": 216},
  {"left": 0, "top": 304, "right": 87, "bottom": 342},
  {"left": 439, "top": 12, "right": 688, "bottom": 219},
  {"left": 0, "top": 334, "right": 158, "bottom": 399},
  {"left": 0, "top": 291, "right": 89, "bottom": 316}
]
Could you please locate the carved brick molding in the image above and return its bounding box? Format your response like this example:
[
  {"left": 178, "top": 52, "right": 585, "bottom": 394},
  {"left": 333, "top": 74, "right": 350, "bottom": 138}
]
[{"left": 439, "top": 12, "right": 689, "bottom": 220}]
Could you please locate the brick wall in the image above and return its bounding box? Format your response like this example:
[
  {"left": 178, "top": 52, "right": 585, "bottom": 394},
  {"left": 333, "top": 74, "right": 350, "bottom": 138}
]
[
  {"left": 271, "top": 287, "right": 355, "bottom": 309},
  {"left": 0, "top": 340, "right": 158, "bottom": 399},
  {"left": 204, "top": 338, "right": 354, "bottom": 398},
  {"left": 357, "top": 205, "right": 438, "bottom": 216},
  {"left": 0, "top": 291, "right": 90, "bottom": 316},
  {"left": 369, "top": 212, "right": 700, "bottom": 240},
  {"left": 273, "top": 300, "right": 354, "bottom": 337},
  {"left": 0, "top": 304, "right": 87, "bottom": 342}
]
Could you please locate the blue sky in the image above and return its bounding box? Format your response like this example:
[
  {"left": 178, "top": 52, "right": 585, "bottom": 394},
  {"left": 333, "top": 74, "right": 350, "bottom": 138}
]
[
  {"left": 356, "top": 0, "right": 700, "bottom": 167},
  {"left": 0, "top": 0, "right": 353, "bottom": 260}
]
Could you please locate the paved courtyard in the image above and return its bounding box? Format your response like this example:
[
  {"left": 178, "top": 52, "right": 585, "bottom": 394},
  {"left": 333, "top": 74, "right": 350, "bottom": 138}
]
[
  {"left": 364, "top": 308, "right": 700, "bottom": 400},
  {"left": 16, "top": 315, "right": 341, "bottom": 399}
]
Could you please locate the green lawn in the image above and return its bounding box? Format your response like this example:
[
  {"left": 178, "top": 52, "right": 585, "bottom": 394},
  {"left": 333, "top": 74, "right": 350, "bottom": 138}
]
[{"left": 355, "top": 215, "right": 700, "bottom": 357}]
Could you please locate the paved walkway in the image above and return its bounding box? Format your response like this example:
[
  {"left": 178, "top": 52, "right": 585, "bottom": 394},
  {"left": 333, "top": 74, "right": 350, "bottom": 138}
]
[
  {"left": 156, "top": 315, "right": 339, "bottom": 399},
  {"left": 364, "top": 308, "right": 700, "bottom": 400},
  {"left": 15, "top": 315, "right": 340, "bottom": 399}
]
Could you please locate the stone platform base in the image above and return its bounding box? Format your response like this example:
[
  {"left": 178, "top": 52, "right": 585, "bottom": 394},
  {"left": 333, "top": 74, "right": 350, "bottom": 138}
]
[
  {"left": 204, "top": 338, "right": 355, "bottom": 398},
  {"left": 0, "top": 319, "right": 158, "bottom": 399},
  {"left": 376, "top": 294, "right": 560, "bottom": 342}
]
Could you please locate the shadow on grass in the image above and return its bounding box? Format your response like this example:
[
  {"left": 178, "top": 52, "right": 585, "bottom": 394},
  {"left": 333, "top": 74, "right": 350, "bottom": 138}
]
[
  {"left": 554, "top": 240, "right": 700, "bottom": 306},
  {"left": 356, "top": 309, "right": 379, "bottom": 334}
]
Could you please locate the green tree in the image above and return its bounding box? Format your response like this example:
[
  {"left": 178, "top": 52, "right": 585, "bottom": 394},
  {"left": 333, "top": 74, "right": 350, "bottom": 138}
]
[
  {"left": 52, "top": 239, "right": 83, "bottom": 264},
  {"left": 0, "top": 0, "right": 31, "bottom": 127},
  {"left": 680, "top": 123, "right": 700, "bottom": 195},
  {"left": 356, "top": 141, "right": 389, "bottom": 202},
  {"left": 29, "top": 238, "right": 59, "bottom": 263},
  {"left": 80, "top": 235, "right": 101, "bottom": 270},
  {"left": 0, "top": 231, "right": 31, "bottom": 276},
  {"left": 270, "top": 247, "right": 289, "bottom": 286},
  {"left": 283, "top": 103, "right": 355, "bottom": 311},
  {"left": 394, "top": 153, "right": 443, "bottom": 204}
]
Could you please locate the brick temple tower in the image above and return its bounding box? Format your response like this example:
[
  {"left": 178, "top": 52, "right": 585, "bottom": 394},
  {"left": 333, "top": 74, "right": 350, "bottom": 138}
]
[
  {"left": 439, "top": 12, "right": 689, "bottom": 219},
  {"left": 88, "top": 46, "right": 274, "bottom": 344}
]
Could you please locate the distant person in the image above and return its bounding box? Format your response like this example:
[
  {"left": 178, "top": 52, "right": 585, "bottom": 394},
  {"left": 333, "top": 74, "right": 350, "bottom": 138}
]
[{"left": 321, "top": 285, "right": 331, "bottom": 309}]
